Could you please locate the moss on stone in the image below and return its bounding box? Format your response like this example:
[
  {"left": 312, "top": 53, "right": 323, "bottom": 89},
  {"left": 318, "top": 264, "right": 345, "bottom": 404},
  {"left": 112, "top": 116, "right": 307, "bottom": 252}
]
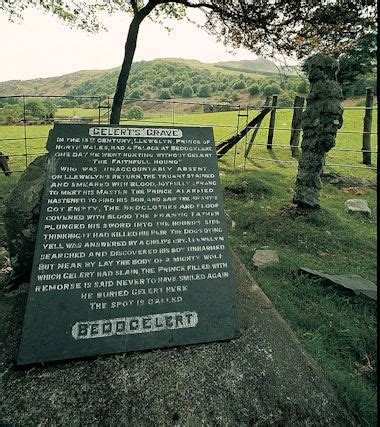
[
  {"left": 4, "top": 155, "right": 47, "bottom": 278},
  {"left": 294, "top": 54, "right": 343, "bottom": 208}
]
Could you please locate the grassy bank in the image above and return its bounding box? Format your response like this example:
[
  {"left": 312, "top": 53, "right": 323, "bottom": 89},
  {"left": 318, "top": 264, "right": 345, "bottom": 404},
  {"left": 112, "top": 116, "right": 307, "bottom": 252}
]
[{"left": 222, "top": 168, "right": 377, "bottom": 426}]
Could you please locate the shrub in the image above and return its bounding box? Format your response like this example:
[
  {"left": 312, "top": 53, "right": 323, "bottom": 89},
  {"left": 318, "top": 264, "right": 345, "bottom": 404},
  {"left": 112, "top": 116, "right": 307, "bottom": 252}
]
[
  {"left": 249, "top": 84, "right": 260, "bottom": 95},
  {"left": 231, "top": 92, "right": 240, "bottom": 101},
  {"left": 159, "top": 90, "right": 171, "bottom": 99},
  {"left": 197, "top": 84, "right": 212, "bottom": 97},
  {"left": 130, "top": 89, "right": 141, "bottom": 99},
  {"left": 182, "top": 85, "right": 194, "bottom": 98},
  {"left": 297, "top": 80, "right": 309, "bottom": 94},
  {"left": 172, "top": 82, "right": 184, "bottom": 95},
  {"left": 162, "top": 77, "right": 174, "bottom": 88},
  {"left": 262, "top": 84, "right": 281, "bottom": 97},
  {"left": 233, "top": 80, "right": 246, "bottom": 90},
  {"left": 278, "top": 94, "right": 295, "bottom": 107},
  {"left": 127, "top": 106, "right": 144, "bottom": 120}
]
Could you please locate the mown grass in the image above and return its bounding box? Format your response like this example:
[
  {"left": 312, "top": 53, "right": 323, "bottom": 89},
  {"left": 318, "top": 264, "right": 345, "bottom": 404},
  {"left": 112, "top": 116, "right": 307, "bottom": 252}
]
[{"left": 0, "top": 107, "right": 377, "bottom": 424}]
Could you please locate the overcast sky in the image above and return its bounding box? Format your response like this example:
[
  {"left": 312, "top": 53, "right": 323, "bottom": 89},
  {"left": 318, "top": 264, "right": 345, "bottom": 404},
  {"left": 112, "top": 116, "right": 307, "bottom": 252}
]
[{"left": 0, "top": 8, "right": 261, "bottom": 82}]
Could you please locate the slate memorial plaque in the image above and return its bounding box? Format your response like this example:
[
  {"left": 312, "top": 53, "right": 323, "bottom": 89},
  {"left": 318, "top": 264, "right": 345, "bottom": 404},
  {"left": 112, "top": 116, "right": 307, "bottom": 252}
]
[{"left": 17, "top": 124, "right": 239, "bottom": 365}]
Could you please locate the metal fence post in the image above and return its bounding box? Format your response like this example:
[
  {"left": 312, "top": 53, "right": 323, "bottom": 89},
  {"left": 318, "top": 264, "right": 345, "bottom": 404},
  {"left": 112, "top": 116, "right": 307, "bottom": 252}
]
[
  {"left": 234, "top": 106, "right": 241, "bottom": 168},
  {"left": 98, "top": 97, "right": 101, "bottom": 124},
  {"left": 107, "top": 97, "right": 111, "bottom": 124},
  {"left": 243, "top": 105, "right": 249, "bottom": 170},
  {"left": 22, "top": 94, "right": 28, "bottom": 169},
  {"left": 290, "top": 95, "right": 305, "bottom": 157},
  {"left": 362, "top": 87, "right": 373, "bottom": 165},
  {"left": 266, "top": 94, "right": 278, "bottom": 149}
]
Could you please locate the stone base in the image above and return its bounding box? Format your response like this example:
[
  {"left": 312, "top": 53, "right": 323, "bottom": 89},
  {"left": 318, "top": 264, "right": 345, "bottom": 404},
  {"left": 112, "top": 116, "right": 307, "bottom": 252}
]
[{"left": 0, "top": 252, "right": 354, "bottom": 425}]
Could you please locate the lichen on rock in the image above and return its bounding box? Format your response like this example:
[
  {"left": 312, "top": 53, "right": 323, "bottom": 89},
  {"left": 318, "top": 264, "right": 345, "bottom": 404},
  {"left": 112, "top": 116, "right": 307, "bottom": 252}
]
[{"left": 293, "top": 54, "right": 343, "bottom": 208}]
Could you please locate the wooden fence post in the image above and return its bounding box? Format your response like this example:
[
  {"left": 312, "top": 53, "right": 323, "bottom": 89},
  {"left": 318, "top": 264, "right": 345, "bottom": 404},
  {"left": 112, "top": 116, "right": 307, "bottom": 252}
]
[
  {"left": 362, "top": 87, "right": 373, "bottom": 165},
  {"left": 244, "top": 97, "right": 270, "bottom": 158},
  {"left": 290, "top": 95, "right": 305, "bottom": 157},
  {"left": 266, "top": 94, "right": 278, "bottom": 149}
]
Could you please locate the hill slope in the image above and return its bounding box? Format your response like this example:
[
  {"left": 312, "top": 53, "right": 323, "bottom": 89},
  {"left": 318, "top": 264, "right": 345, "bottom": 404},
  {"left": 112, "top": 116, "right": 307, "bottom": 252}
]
[
  {"left": 0, "top": 69, "right": 112, "bottom": 97},
  {"left": 0, "top": 57, "right": 287, "bottom": 98},
  {"left": 215, "top": 58, "right": 278, "bottom": 73}
]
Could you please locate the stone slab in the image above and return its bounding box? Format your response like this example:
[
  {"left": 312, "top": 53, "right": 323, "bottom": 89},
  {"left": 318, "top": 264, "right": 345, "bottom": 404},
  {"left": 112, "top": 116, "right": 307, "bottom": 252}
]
[
  {"left": 252, "top": 249, "right": 279, "bottom": 269},
  {"left": 0, "top": 252, "right": 355, "bottom": 425},
  {"left": 17, "top": 124, "right": 239, "bottom": 365}
]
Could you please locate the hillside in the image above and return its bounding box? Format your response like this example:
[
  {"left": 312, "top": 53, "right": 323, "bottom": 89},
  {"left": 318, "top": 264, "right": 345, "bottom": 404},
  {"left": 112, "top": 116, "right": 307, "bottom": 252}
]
[
  {"left": 0, "top": 57, "right": 374, "bottom": 122},
  {"left": 0, "top": 69, "right": 111, "bottom": 97},
  {"left": 0, "top": 57, "right": 290, "bottom": 98},
  {"left": 215, "top": 58, "right": 278, "bottom": 73}
]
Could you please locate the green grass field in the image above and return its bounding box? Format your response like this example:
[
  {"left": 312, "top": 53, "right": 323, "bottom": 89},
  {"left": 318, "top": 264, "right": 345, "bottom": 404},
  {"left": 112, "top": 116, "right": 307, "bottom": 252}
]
[
  {"left": 0, "top": 107, "right": 377, "bottom": 425},
  {"left": 1, "top": 107, "right": 377, "bottom": 177}
]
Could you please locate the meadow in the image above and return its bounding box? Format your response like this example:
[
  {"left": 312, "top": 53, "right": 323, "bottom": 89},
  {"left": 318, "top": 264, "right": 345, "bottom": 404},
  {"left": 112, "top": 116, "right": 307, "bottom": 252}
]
[
  {"left": 0, "top": 106, "right": 378, "bottom": 178},
  {"left": 0, "top": 106, "right": 377, "bottom": 425}
]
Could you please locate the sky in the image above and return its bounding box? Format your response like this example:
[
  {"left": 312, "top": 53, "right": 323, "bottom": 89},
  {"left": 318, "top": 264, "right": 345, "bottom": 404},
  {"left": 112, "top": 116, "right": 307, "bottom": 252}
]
[{"left": 0, "top": 8, "right": 261, "bottom": 83}]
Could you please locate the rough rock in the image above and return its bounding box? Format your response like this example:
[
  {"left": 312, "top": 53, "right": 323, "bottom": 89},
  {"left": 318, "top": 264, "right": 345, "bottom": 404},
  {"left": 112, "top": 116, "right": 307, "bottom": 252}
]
[
  {"left": 0, "top": 252, "right": 354, "bottom": 425},
  {"left": 3, "top": 155, "right": 47, "bottom": 278},
  {"left": 344, "top": 199, "right": 371, "bottom": 217},
  {"left": 293, "top": 54, "right": 343, "bottom": 208},
  {"left": 253, "top": 249, "right": 280, "bottom": 269}
]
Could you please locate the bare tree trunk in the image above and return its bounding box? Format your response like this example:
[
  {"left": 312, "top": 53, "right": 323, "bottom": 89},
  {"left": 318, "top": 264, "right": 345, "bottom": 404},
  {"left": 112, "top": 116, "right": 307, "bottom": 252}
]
[{"left": 110, "top": 16, "right": 142, "bottom": 124}]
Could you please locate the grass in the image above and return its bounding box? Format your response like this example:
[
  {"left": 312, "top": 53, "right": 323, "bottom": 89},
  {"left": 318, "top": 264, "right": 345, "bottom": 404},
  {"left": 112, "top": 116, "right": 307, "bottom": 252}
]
[
  {"left": 0, "top": 107, "right": 377, "bottom": 425},
  {"left": 0, "top": 107, "right": 377, "bottom": 177},
  {"left": 222, "top": 169, "right": 377, "bottom": 426}
]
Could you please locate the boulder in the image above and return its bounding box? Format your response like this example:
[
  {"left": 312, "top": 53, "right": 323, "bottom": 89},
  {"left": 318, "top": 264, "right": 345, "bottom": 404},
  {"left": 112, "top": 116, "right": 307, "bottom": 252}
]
[
  {"left": 253, "top": 249, "right": 280, "bottom": 269},
  {"left": 4, "top": 155, "right": 47, "bottom": 278},
  {"left": 344, "top": 199, "right": 371, "bottom": 217}
]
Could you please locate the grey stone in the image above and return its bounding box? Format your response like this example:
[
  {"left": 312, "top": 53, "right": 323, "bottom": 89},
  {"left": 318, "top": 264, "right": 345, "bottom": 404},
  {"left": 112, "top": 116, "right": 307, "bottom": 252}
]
[
  {"left": 293, "top": 54, "right": 343, "bottom": 208},
  {"left": 3, "top": 155, "right": 47, "bottom": 277},
  {"left": 345, "top": 199, "right": 371, "bottom": 217},
  {"left": 253, "top": 249, "right": 280, "bottom": 269},
  {"left": 224, "top": 211, "right": 233, "bottom": 232},
  {"left": 0, "top": 252, "right": 354, "bottom": 425}
]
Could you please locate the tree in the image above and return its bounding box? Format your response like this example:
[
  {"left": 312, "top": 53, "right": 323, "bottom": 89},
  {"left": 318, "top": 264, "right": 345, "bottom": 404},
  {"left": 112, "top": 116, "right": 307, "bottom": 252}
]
[
  {"left": 337, "top": 32, "right": 377, "bottom": 97},
  {"left": 1, "top": 1, "right": 376, "bottom": 124}
]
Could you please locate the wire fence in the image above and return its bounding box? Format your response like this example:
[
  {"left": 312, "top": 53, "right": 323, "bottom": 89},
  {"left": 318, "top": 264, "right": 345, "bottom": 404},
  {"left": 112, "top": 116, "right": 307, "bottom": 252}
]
[{"left": 0, "top": 93, "right": 377, "bottom": 177}]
